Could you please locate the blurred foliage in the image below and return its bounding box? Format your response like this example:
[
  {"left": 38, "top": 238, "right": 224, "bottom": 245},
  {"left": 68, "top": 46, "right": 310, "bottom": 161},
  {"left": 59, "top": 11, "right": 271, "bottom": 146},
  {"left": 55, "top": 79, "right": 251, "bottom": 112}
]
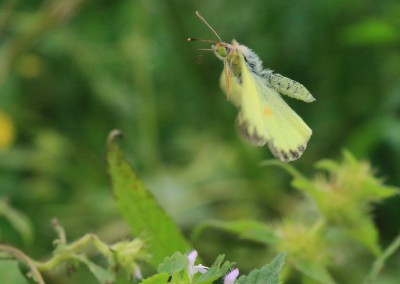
[
  {"left": 0, "top": 111, "right": 15, "bottom": 148},
  {"left": 194, "top": 152, "right": 399, "bottom": 283},
  {"left": 1, "top": 0, "right": 400, "bottom": 283},
  {"left": 0, "top": 218, "right": 148, "bottom": 284}
]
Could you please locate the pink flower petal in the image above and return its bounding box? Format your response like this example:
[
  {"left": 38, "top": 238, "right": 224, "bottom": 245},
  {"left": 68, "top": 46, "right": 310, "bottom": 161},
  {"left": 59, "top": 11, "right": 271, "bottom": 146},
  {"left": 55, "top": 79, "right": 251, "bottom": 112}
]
[{"left": 224, "top": 268, "right": 239, "bottom": 284}]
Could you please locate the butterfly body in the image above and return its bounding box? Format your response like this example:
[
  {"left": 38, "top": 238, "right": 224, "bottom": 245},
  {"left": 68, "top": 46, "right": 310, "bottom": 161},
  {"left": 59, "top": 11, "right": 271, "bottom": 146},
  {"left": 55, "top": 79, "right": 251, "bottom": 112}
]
[{"left": 190, "top": 12, "right": 315, "bottom": 162}]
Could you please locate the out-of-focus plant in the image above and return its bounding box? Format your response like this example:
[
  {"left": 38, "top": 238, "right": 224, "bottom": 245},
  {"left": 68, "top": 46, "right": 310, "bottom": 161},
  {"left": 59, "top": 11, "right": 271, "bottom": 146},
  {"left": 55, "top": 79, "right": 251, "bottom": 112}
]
[
  {"left": 0, "top": 131, "right": 287, "bottom": 284},
  {"left": 1, "top": 0, "right": 400, "bottom": 283},
  {"left": 2, "top": 131, "right": 399, "bottom": 283},
  {"left": 0, "top": 218, "right": 148, "bottom": 284},
  {"left": 0, "top": 199, "right": 32, "bottom": 243},
  {"left": 193, "top": 152, "right": 399, "bottom": 284},
  {"left": 0, "top": 0, "right": 84, "bottom": 85}
]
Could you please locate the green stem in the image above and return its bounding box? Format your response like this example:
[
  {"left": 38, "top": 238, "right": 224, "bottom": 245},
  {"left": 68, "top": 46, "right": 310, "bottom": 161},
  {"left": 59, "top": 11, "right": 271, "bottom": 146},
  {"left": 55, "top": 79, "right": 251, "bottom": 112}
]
[
  {"left": 364, "top": 232, "right": 400, "bottom": 284},
  {"left": 0, "top": 244, "right": 45, "bottom": 284},
  {"left": 34, "top": 252, "right": 79, "bottom": 271},
  {"left": 260, "top": 160, "right": 306, "bottom": 180},
  {"left": 42, "top": 233, "right": 116, "bottom": 270}
]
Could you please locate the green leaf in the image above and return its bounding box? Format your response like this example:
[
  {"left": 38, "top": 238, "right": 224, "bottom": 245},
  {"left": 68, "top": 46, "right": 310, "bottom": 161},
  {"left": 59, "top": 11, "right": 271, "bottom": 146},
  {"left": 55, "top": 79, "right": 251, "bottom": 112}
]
[
  {"left": 315, "top": 159, "right": 340, "bottom": 173},
  {"left": 345, "top": 216, "right": 381, "bottom": 256},
  {"left": 78, "top": 255, "right": 115, "bottom": 284},
  {"left": 140, "top": 273, "right": 170, "bottom": 284},
  {"left": 196, "top": 255, "right": 232, "bottom": 284},
  {"left": 193, "top": 220, "right": 278, "bottom": 246},
  {"left": 157, "top": 252, "right": 188, "bottom": 274},
  {"left": 362, "top": 183, "right": 398, "bottom": 200},
  {"left": 290, "top": 178, "right": 321, "bottom": 198},
  {"left": 106, "top": 130, "right": 191, "bottom": 268},
  {"left": 0, "top": 260, "right": 28, "bottom": 284},
  {"left": 236, "top": 252, "right": 286, "bottom": 284},
  {"left": 0, "top": 200, "right": 33, "bottom": 244},
  {"left": 294, "top": 259, "right": 336, "bottom": 284}
]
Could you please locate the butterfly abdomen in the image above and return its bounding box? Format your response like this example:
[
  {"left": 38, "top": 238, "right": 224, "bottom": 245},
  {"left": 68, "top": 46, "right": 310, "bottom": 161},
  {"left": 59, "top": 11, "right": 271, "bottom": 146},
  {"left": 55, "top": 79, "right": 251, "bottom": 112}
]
[
  {"left": 236, "top": 42, "right": 315, "bottom": 104},
  {"left": 266, "top": 74, "right": 315, "bottom": 103}
]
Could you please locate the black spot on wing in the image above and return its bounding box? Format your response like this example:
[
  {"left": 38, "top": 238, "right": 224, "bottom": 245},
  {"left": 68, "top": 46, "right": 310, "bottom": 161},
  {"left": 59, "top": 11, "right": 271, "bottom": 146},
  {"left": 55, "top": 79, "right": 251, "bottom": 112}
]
[{"left": 289, "top": 150, "right": 300, "bottom": 160}]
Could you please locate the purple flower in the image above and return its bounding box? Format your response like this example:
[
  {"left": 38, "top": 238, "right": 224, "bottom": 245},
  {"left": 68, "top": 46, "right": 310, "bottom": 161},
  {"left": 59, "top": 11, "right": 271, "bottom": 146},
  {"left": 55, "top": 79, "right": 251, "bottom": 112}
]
[
  {"left": 134, "top": 265, "right": 142, "bottom": 280},
  {"left": 187, "top": 250, "right": 209, "bottom": 278},
  {"left": 224, "top": 268, "right": 239, "bottom": 284}
]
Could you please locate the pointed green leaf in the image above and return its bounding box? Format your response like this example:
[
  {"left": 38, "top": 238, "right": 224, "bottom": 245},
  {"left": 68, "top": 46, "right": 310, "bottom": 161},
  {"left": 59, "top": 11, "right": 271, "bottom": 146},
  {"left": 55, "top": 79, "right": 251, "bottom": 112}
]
[
  {"left": 157, "top": 252, "right": 188, "bottom": 274},
  {"left": 140, "top": 273, "right": 170, "bottom": 284},
  {"left": 78, "top": 256, "right": 115, "bottom": 284},
  {"left": 196, "top": 254, "right": 232, "bottom": 284},
  {"left": 106, "top": 130, "right": 191, "bottom": 268},
  {"left": 291, "top": 178, "right": 323, "bottom": 202},
  {"left": 193, "top": 220, "right": 278, "bottom": 246},
  {"left": 315, "top": 159, "right": 340, "bottom": 173},
  {"left": 361, "top": 182, "right": 398, "bottom": 200},
  {"left": 294, "top": 259, "right": 336, "bottom": 284},
  {"left": 345, "top": 216, "right": 381, "bottom": 256},
  {"left": 236, "top": 252, "right": 286, "bottom": 284}
]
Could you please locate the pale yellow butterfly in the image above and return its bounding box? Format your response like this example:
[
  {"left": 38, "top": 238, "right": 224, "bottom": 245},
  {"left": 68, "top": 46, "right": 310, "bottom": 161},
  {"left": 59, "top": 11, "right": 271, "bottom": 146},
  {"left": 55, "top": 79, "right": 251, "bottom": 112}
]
[{"left": 189, "top": 11, "right": 315, "bottom": 162}]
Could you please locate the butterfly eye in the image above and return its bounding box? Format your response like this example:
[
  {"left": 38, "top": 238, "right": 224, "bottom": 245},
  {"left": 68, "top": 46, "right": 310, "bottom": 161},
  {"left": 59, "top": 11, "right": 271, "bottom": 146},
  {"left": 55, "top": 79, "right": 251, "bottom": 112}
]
[{"left": 216, "top": 46, "right": 229, "bottom": 58}]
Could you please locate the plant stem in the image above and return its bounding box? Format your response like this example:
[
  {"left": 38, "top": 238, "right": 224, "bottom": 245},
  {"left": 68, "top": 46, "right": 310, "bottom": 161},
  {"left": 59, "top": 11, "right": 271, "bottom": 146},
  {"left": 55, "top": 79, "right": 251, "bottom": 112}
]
[
  {"left": 0, "top": 244, "right": 45, "bottom": 284},
  {"left": 364, "top": 232, "right": 400, "bottom": 284}
]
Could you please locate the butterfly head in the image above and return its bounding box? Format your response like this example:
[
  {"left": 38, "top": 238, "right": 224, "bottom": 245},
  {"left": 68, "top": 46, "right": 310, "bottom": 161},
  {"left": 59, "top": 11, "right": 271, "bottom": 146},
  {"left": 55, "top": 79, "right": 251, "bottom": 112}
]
[
  {"left": 212, "top": 42, "right": 233, "bottom": 60},
  {"left": 188, "top": 11, "right": 237, "bottom": 61}
]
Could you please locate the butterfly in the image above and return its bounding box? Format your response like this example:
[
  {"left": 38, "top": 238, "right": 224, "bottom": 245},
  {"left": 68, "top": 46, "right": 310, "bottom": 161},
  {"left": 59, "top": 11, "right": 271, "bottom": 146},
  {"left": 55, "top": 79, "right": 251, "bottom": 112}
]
[{"left": 188, "top": 12, "right": 315, "bottom": 162}]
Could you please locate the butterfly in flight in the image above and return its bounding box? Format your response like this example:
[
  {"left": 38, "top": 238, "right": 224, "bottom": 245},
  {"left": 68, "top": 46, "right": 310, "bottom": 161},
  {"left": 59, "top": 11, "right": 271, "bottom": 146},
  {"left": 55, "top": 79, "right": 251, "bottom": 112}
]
[{"left": 188, "top": 11, "right": 315, "bottom": 162}]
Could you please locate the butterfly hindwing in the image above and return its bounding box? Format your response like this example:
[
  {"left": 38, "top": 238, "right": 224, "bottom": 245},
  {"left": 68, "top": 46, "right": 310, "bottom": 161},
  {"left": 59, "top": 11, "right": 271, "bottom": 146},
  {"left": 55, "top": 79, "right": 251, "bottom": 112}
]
[{"left": 234, "top": 53, "right": 312, "bottom": 162}]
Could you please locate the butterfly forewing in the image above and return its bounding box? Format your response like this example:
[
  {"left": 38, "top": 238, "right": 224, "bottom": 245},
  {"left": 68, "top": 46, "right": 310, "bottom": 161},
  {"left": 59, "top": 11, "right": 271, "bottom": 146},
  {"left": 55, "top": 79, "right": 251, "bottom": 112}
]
[
  {"left": 235, "top": 53, "right": 312, "bottom": 162},
  {"left": 220, "top": 67, "right": 242, "bottom": 107}
]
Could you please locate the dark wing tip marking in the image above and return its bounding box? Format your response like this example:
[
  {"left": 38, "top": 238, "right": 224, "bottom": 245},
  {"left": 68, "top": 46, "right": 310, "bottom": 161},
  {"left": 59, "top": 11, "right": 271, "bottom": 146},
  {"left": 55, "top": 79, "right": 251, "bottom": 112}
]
[
  {"left": 234, "top": 114, "right": 309, "bottom": 162},
  {"left": 268, "top": 142, "right": 308, "bottom": 163},
  {"left": 235, "top": 116, "right": 267, "bottom": 147}
]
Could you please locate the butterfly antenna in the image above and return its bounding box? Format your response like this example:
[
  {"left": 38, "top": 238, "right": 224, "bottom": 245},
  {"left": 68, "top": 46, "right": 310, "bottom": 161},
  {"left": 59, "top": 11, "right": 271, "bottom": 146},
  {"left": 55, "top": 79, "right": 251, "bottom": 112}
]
[
  {"left": 195, "top": 11, "right": 222, "bottom": 42},
  {"left": 187, "top": 38, "right": 216, "bottom": 43},
  {"left": 196, "top": 48, "right": 213, "bottom": 51}
]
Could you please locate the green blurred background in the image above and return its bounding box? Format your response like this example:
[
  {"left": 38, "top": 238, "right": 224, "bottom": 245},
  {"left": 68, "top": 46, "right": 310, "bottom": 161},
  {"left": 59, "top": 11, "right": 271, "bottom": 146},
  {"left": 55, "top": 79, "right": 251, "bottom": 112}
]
[{"left": 1, "top": 0, "right": 400, "bottom": 282}]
